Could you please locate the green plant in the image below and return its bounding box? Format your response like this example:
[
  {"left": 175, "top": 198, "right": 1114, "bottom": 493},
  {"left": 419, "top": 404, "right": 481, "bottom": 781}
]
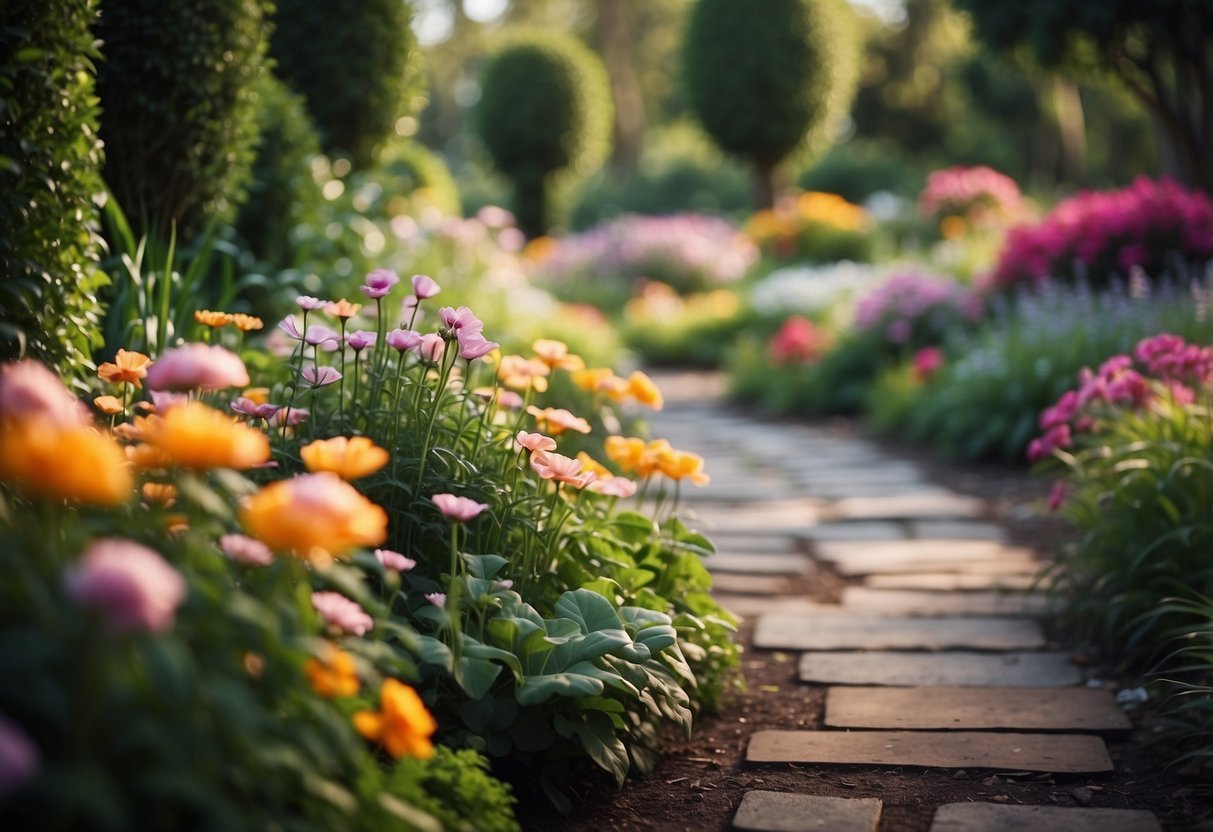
[
  {"left": 0, "top": 0, "right": 107, "bottom": 382},
  {"left": 473, "top": 32, "right": 614, "bottom": 238},
  {"left": 797, "top": 139, "right": 927, "bottom": 202},
  {"left": 681, "top": 0, "right": 860, "bottom": 207},
  {"left": 96, "top": 0, "right": 271, "bottom": 240},
  {"left": 271, "top": 0, "right": 423, "bottom": 168}
]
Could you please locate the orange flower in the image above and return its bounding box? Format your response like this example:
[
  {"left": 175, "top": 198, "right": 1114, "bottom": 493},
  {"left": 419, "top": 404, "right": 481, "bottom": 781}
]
[
  {"left": 656, "top": 447, "right": 710, "bottom": 485},
  {"left": 98, "top": 349, "right": 153, "bottom": 389},
  {"left": 527, "top": 406, "right": 590, "bottom": 436},
  {"left": 625, "top": 371, "right": 664, "bottom": 410},
  {"left": 194, "top": 309, "right": 233, "bottom": 328},
  {"left": 571, "top": 367, "right": 627, "bottom": 397},
  {"left": 141, "top": 482, "right": 178, "bottom": 507},
  {"left": 126, "top": 442, "right": 174, "bottom": 470},
  {"left": 326, "top": 299, "right": 361, "bottom": 319},
  {"left": 300, "top": 436, "right": 389, "bottom": 480},
  {"left": 143, "top": 401, "right": 270, "bottom": 470},
  {"left": 497, "top": 354, "right": 550, "bottom": 393},
  {"left": 231, "top": 313, "right": 264, "bottom": 332},
  {"left": 94, "top": 395, "right": 124, "bottom": 415},
  {"left": 353, "top": 678, "right": 436, "bottom": 759},
  {"left": 240, "top": 472, "right": 388, "bottom": 560},
  {"left": 305, "top": 643, "right": 361, "bottom": 698},
  {"left": 241, "top": 387, "right": 271, "bottom": 405},
  {"left": 575, "top": 451, "right": 611, "bottom": 478},
  {"left": 604, "top": 436, "right": 647, "bottom": 472},
  {"left": 0, "top": 422, "right": 132, "bottom": 504},
  {"left": 532, "top": 339, "right": 584, "bottom": 372}
]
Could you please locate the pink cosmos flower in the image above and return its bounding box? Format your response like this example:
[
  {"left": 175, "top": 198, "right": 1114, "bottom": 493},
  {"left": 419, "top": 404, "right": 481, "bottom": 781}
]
[
  {"left": 386, "top": 329, "right": 422, "bottom": 352},
  {"left": 64, "top": 538, "right": 186, "bottom": 633},
  {"left": 494, "top": 579, "right": 514, "bottom": 591},
  {"left": 458, "top": 331, "right": 499, "bottom": 361},
  {"left": 0, "top": 715, "right": 39, "bottom": 798},
  {"left": 270, "top": 406, "right": 310, "bottom": 427},
  {"left": 311, "top": 591, "right": 374, "bottom": 636},
  {"left": 346, "top": 330, "right": 377, "bottom": 351},
  {"left": 302, "top": 366, "right": 342, "bottom": 388},
  {"left": 278, "top": 315, "right": 304, "bottom": 340},
  {"left": 411, "top": 274, "right": 441, "bottom": 299},
  {"left": 296, "top": 296, "right": 331, "bottom": 311},
  {"left": 587, "top": 475, "right": 638, "bottom": 498},
  {"left": 530, "top": 450, "right": 596, "bottom": 488},
  {"left": 252, "top": 402, "right": 282, "bottom": 420},
  {"left": 432, "top": 493, "right": 489, "bottom": 522},
  {"left": 0, "top": 359, "right": 90, "bottom": 427},
  {"left": 219, "top": 533, "right": 274, "bottom": 566},
  {"left": 439, "top": 306, "right": 484, "bottom": 333},
  {"left": 230, "top": 397, "right": 261, "bottom": 417},
  {"left": 515, "top": 431, "right": 558, "bottom": 453},
  {"left": 425, "top": 592, "right": 446, "bottom": 609},
  {"left": 418, "top": 333, "right": 445, "bottom": 363},
  {"left": 146, "top": 343, "right": 250, "bottom": 392},
  {"left": 374, "top": 549, "right": 417, "bottom": 573},
  {"left": 304, "top": 325, "right": 341, "bottom": 348},
  {"left": 497, "top": 390, "right": 524, "bottom": 410},
  {"left": 360, "top": 269, "right": 400, "bottom": 300},
  {"left": 149, "top": 390, "right": 190, "bottom": 412}
]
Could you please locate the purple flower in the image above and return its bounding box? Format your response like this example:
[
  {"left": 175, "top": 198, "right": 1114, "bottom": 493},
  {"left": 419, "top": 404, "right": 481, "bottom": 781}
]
[
  {"left": 219, "top": 533, "right": 274, "bottom": 566},
  {"left": 0, "top": 715, "right": 39, "bottom": 798},
  {"left": 64, "top": 539, "right": 186, "bottom": 634},
  {"left": 412, "top": 274, "right": 440, "bottom": 299},
  {"left": 458, "top": 331, "right": 499, "bottom": 361},
  {"left": 304, "top": 325, "right": 340, "bottom": 348},
  {"left": 297, "top": 295, "right": 331, "bottom": 311},
  {"left": 230, "top": 397, "right": 261, "bottom": 417},
  {"left": 254, "top": 402, "right": 283, "bottom": 420},
  {"left": 278, "top": 315, "right": 304, "bottom": 340},
  {"left": 360, "top": 269, "right": 401, "bottom": 300},
  {"left": 346, "top": 330, "right": 377, "bottom": 351},
  {"left": 439, "top": 306, "right": 484, "bottom": 334},
  {"left": 312, "top": 591, "right": 374, "bottom": 635},
  {"left": 386, "top": 329, "right": 422, "bottom": 352},
  {"left": 374, "top": 548, "right": 417, "bottom": 573},
  {"left": 302, "top": 365, "right": 342, "bottom": 388}
]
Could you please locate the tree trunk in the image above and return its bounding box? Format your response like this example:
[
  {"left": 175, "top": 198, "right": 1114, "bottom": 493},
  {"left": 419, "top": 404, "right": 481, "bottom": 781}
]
[
  {"left": 753, "top": 159, "right": 777, "bottom": 210},
  {"left": 1052, "top": 77, "right": 1087, "bottom": 183},
  {"left": 597, "top": 0, "right": 646, "bottom": 172}
]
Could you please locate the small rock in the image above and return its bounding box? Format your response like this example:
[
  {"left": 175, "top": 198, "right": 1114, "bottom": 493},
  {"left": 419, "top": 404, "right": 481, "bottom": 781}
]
[
  {"left": 1071, "top": 786, "right": 1094, "bottom": 806},
  {"left": 952, "top": 770, "right": 967, "bottom": 779},
  {"left": 982, "top": 775, "right": 1001, "bottom": 786},
  {"left": 990, "top": 794, "right": 1009, "bottom": 802},
  {"left": 1116, "top": 687, "right": 1149, "bottom": 708}
]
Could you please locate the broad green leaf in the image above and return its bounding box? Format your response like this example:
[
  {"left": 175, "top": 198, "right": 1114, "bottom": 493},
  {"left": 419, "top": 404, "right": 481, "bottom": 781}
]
[
  {"left": 463, "top": 553, "right": 509, "bottom": 579},
  {"left": 456, "top": 656, "right": 503, "bottom": 699},
  {"left": 516, "top": 672, "right": 604, "bottom": 705},
  {"left": 555, "top": 587, "right": 622, "bottom": 634}
]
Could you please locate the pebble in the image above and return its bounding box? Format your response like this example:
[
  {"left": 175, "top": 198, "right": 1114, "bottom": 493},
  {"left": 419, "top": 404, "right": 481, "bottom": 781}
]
[{"left": 1071, "top": 786, "right": 1094, "bottom": 806}]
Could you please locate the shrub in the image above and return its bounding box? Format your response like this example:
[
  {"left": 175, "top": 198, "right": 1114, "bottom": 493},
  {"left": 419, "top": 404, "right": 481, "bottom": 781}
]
[
  {"left": 473, "top": 32, "right": 614, "bottom": 238},
  {"left": 681, "top": 0, "right": 860, "bottom": 207},
  {"left": 350, "top": 138, "right": 461, "bottom": 221},
  {"left": 96, "top": 0, "right": 271, "bottom": 239},
  {"left": 989, "top": 177, "right": 1213, "bottom": 291},
  {"left": 918, "top": 165, "right": 1025, "bottom": 236},
  {"left": 0, "top": 0, "right": 106, "bottom": 379},
  {"left": 271, "top": 0, "right": 423, "bottom": 168},
  {"left": 747, "top": 261, "right": 880, "bottom": 322},
  {"left": 743, "top": 191, "right": 875, "bottom": 263},
  {"left": 796, "top": 139, "right": 927, "bottom": 203},
  {"left": 619, "top": 283, "right": 752, "bottom": 367}
]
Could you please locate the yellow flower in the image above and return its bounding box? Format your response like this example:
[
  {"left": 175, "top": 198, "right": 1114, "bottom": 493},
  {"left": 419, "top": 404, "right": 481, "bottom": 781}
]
[
  {"left": 194, "top": 309, "right": 233, "bottom": 328},
  {"left": 143, "top": 401, "right": 270, "bottom": 470},
  {"left": 656, "top": 447, "right": 710, "bottom": 485},
  {"left": 141, "top": 482, "right": 178, "bottom": 507},
  {"left": 240, "top": 472, "right": 388, "bottom": 560},
  {"left": 625, "top": 371, "right": 664, "bottom": 411},
  {"left": 305, "top": 644, "right": 360, "bottom": 698},
  {"left": 300, "top": 436, "right": 389, "bottom": 480},
  {"left": 604, "top": 435, "right": 647, "bottom": 473},
  {"left": 241, "top": 387, "right": 271, "bottom": 405},
  {"left": 126, "top": 442, "right": 174, "bottom": 471},
  {"left": 575, "top": 452, "right": 612, "bottom": 479},
  {"left": 353, "top": 678, "right": 436, "bottom": 759},
  {"left": 0, "top": 421, "right": 132, "bottom": 504},
  {"left": 98, "top": 348, "right": 153, "bottom": 389},
  {"left": 94, "top": 395, "right": 125, "bottom": 415},
  {"left": 532, "top": 339, "right": 584, "bottom": 372},
  {"left": 497, "top": 354, "right": 550, "bottom": 393},
  {"left": 231, "top": 313, "right": 264, "bottom": 332}
]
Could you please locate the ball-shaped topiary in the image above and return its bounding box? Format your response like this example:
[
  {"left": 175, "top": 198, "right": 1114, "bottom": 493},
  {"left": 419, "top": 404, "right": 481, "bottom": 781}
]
[
  {"left": 473, "top": 32, "right": 614, "bottom": 238},
  {"left": 96, "top": 0, "right": 271, "bottom": 240},
  {"left": 682, "top": 0, "right": 859, "bottom": 208},
  {"left": 271, "top": 0, "right": 424, "bottom": 169},
  {"left": 0, "top": 0, "right": 106, "bottom": 378}
]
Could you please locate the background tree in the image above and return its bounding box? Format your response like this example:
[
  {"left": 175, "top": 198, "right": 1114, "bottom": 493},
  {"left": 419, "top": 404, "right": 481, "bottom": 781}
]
[
  {"left": 681, "top": 0, "right": 860, "bottom": 208},
  {"left": 0, "top": 0, "right": 106, "bottom": 379},
  {"left": 96, "top": 0, "right": 271, "bottom": 240},
  {"left": 472, "top": 31, "right": 613, "bottom": 238},
  {"left": 954, "top": 0, "right": 1213, "bottom": 191}
]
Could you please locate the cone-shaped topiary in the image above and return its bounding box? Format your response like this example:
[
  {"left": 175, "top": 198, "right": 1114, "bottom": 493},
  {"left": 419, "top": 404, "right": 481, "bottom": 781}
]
[
  {"left": 473, "top": 32, "right": 613, "bottom": 239},
  {"left": 96, "top": 0, "right": 271, "bottom": 240},
  {"left": 682, "top": 0, "right": 859, "bottom": 208},
  {"left": 0, "top": 0, "right": 106, "bottom": 379},
  {"left": 271, "top": 0, "right": 424, "bottom": 169}
]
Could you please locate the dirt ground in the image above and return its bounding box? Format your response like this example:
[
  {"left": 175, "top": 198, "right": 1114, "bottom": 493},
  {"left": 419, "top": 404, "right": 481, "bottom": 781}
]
[{"left": 515, "top": 416, "right": 1213, "bottom": 832}]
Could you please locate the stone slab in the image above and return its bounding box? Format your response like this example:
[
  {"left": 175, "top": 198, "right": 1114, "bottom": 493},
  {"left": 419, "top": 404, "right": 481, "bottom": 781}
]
[
  {"left": 746, "top": 730, "right": 1113, "bottom": 773},
  {"left": 732, "top": 791, "right": 881, "bottom": 832},
  {"left": 706, "top": 553, "right": 814, "bottom": 575},
  {"left": 911, "top": 520, "right": 1007, "bottom": 541},
  {"left": 864, "top": 572, "right": 1042, "bottom": 592},
  {"left": 798, "top": 651, "right": 1082, "bottom": 687},
  {"left": 930, "top": 803, "right": 1161, "bottom": 832},
  {"left": 710, "top": 573, "right": 790, "bottom": 596},
  {"left": 713, "top": 535, "right": 805, "bottom": 555},
  {"left": 825, "top": 687, "right": 1131, "bottom": 733},
  {"left": 840, "top": 587, "right": 1054, "bottom": 617},
  {"left": 799, "top": 522, "right": 907, "bottom": 542},
  {"left": 832, "top": 492, "right": 986, "bottom": 520},
  {"left": 814, "top": 539, "right": 1022, "bottom": 568},
  {"left": 754, "top": 613, "right": 1045, "bottom": 651},
  {"left": 714, "top": 596, "right": 828, "bottom": 618}
]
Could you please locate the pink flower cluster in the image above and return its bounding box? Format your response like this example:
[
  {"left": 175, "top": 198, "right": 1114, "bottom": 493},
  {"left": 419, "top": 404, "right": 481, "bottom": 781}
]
[
  {"left": 64, "top": 539, "right": 186, "bottom": 634},
  {"left": 853, "top": 272, "right": 981, "bottom": 346},
  {"left": 991, "top": 177, "right": 1213, "bottom": 290},
  {"left": 919, "top": 165, "right": 1023, "bottom": 224},
  {"left": 768, "top": 316, "right": 828, "bottom": 365},
  {"left": 1027, "top": 333, "right": 1212, "bottom": 462}
]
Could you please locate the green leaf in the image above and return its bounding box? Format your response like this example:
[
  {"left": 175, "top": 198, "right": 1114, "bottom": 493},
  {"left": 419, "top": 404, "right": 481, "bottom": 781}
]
[
  {"left": 516, "top": 671, "right": 604, "bottom": 705},
  {"left": 456, "top": 656, "right": 503, "bottom": 699},
  {"left": 555, "top": 711, "right": 630, "bottom": 786},
  {"left": 611, "top": 511, "right": 658, "bottom": 544},
  {"left": 414, "top": 635, "right": 452, "bottom": 670},
  {"left": 463, "top": 553, "right": 510, "bottom": 580},
  {"left": 555, "top": 587, "right": 622, "bottom": 634}
]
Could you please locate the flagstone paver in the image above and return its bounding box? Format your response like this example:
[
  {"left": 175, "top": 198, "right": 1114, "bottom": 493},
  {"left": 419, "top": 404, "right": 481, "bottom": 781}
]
[
  {"left": 713, "top": 535, "right": 806, "bottom": 555},
  {"left": 731, "top": 791, "right": 882, "bottom": 832},
  {"left": 746, "top": 730, "right": 1113, "bottom": 773},
  {"left": 824, "top": 686, "right": 1131, "bottom": 732},
  {"left": 797, "top": 521, "right": 908, "bottom": 542},
  {"left": 864, "top": 572, "right": 1043, "bottom": 591},
  {"left": 839, "top": 587, "right": 1054, "bottom": 617},
  {"left": 709, "top": 573, "right": 793, "bottom": 596},
  {"left": 812, "top": 539, "right": 1024, "bottom": 567},
  {"left": 713, "top": 595, "right": 827, "bottom": 618},
  {"left": 910, "top": 519, "right": 1007, "bottom": 540},
  {"left": 705, "top": 553, "right": 814, "bottom": 575},
  {"left": 831, "top": 492, "right": 986, "bottom": 520},
  {"left": 929, "top": 802, "right": 1162, "bottom": 832},
  {"left": 754, "top": 613, "right": 1045, "bottom": 651},
  {"left": 798, "top": 651, "right": 1082, "bottom": 687}
]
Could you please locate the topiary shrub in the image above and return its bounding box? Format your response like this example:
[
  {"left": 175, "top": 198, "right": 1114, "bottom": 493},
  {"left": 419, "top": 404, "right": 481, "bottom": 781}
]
[
  {"left": 0, "top": 0, "right": 107, "bottom": 380},
  {"left": 96, "top": 0, "right": 270, "bottom": 240},
  {"left": 681, "top": 0, "right": 860, "bottom": 208},
  {"left": 271, "top": 0, "right": 423, "bottom": 169},
  {"left": 359, "top": 138, "right": 461, "bottom": 219},
  {"left": 473, "top": 32, "right": 614, "bottom": 239}
]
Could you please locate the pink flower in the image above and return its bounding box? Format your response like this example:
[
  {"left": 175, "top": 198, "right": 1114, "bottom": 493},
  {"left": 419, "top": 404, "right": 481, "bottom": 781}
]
[
  {"left": 432, "top": 493, "right": 489, "bottom": 522},
  {"left": 1047, "top": 480, "right": 1067, "bottom": 513},
  {"left": 530, "top": 450, "right": 596, "bottom": 488},
  {"left": 302, "top": 365, "right": 342, "bottom": 388},
  {"left": 360, "top": 269, "right": 400, "bottom": 300},
  {"left": 1027, "top": 424, "right": 1072, "bottom": 463},
  {"left": 768, "top": 317, "right": 827, "bottom": 365},
  {"left": 304, "top": 325, "right": 341, "bottom": 348},
  {"left": 346, "top": 330, "right": 377, "bottom": 351},
  {"left": 64, "top": 539, "right": 186, "bottom": 633},
  {"left": 1040, "top": 390, "right": 1079, "bottom": 431},
  {"left": 0, "top": 360, "right": 90, "bottom": 427},
  {"left": 425, "top": 592, "right": 446, "bottom": 609},
  {"left": 0, "top": 715, "right": 39, "bottom": 798},
  {"left": 219, "top": 533, "right": 274, "bottom": 566},
  {"left": 497, "top": 390, "right": 524, "bottom": 410},
  {"left": 386, "top": 329, "right": 422, "bottom": 352},
  {"left": 587, "top": 475, "right": 638, "bottom": 498},
  {"left": 296, "top": 295, "right": 331, "bottom": 311},
  {"left": 270, "top": 406, "right": 310, "bottom": 427},
  {"left": 312, "top": 591, "right": 374, "bottom": 635},
  {"left": 418, "top": 333, "right": 445, "bottom": 363},
  {"left": 439, "top": 306, "right": 484, "bottom": 333},
  {"left": 458, "top": 331, "right": 499, "bottom": 361},
  {"left": 374, "top": 549, "right": 416, "bottom": 573},
  {"left": 145, "top": 344, "right": 250, "bottom": 392},
  {"left": 911, "top": 347, "right": 944, "bottom": 382},
  {"left": 515, "top": 431, "right": 557, "bottom": 453},
  {"left": 149, "top": 390, "right": 190, "bottom": 412},
  {"left": 412, "top": 274, "right": 440, "bottom": 299},
  {"left": 278, "top": 315, "right": 304, "bottom": 340},
  {"left": 230, "top": 397, "right": 261, "bottom": 417}
]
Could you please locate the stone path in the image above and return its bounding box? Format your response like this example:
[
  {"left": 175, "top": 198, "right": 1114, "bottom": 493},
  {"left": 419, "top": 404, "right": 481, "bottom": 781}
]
[{"left": 644, "top": 372, "right": 1164, "bottom": 832}]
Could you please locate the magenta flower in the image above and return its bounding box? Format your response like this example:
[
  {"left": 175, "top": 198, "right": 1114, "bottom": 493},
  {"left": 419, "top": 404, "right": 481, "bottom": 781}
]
[
  {"left": 312, "top": 591, "right": 374, "bottom": 636},
  {"left": 439, "top": 306, "right": 484, "bottom": 333},
  {"left": 458, "top": 331, "right": 499, "bottom": 361},
  {"left": 375, "top": 548, "right": 417, "bottom": 573},
  {"left": 1046, "top": 480, "right": 1067, "bottom": 513},
  {"left": 0, "top": 359, "right": 90, "bottom": 427},
  {"left": 64, "top": 539, "right": 186, "bottom": 634},
  {"left": 278, "top": 315, "right": 304, "bottom": 340},
  {"left": 432, "top": 493, "right": 488, "bottom": 522},
  {"left": 304, "top": 325, "right": 341, "bottom": 348},
  {"left": 0, "top": 715, "right": 39, "bottom": 798},
  {"left": 411, "top": 274, "right": 440, "bottom": 299},
  {"left": 146, "top": 343, "right": 250, "bottom": 392},
  {"left": 418, "top": 333, "right": 445, "bottom": 363},
  {"left": 302, "top": 365, "right": 342, "bottom": 388},
  {"left": 425, "top": 592, "right": 446, "bottom": 609},
  {"left": 297, "top": 295, "right": 331, "bottom": 311},
  {"left": 219, "top": 533, "right": 274, "bottom": 566},
  {"left": 386, "top": 328, "right": 422, "bottom": 352},
  {"left": 360, "top": 269, "right": 401, "bottom": 300},
  {"left": 346, "top": 330, "right": 377, "bottom": 351}
]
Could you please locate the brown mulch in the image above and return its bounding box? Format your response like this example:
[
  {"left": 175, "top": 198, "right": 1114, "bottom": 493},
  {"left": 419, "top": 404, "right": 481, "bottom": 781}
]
[{"left": 516, "top": 414, "right": 1213, "bottom": 832}]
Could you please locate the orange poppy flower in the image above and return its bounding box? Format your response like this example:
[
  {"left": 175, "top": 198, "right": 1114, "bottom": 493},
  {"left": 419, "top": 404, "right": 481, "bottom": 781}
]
[
  {"left": 93, "top": 395, "right": 124, "bottom": 415},
  {"left": 142, "top": 402, "right": 270, "bottom": 470},
  {"left": 326, "top": 299, "right": 361, "bottom": 319},
  {"left": 532, "top": 339, "right": 584, "bottom": 372},
  {"left": 194, "top": 309, "right": 233, "bottom": 328},
  {"left": 305, "top": 643, "right": 361, "bottom": 698},
  {"left": 353, "top": 678, "right": 436, "bottom": 759},
  {"left": 527, "top": 406, "right": 590, "bottom": 436},
  {"left": 98, "top": 349, "right": 153, "bottom": 389},
  {"left": 300, "top": 436, "right": 389, "bottom": 480},
  {"left": 231, "top": 313, "right": 264, "bottom": 332},
  {"left": 0, "top": 422, "right": 132, "bottom": 504},
  {"left": 240, "top": 472, "right": 388, "bottom": 560}
]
